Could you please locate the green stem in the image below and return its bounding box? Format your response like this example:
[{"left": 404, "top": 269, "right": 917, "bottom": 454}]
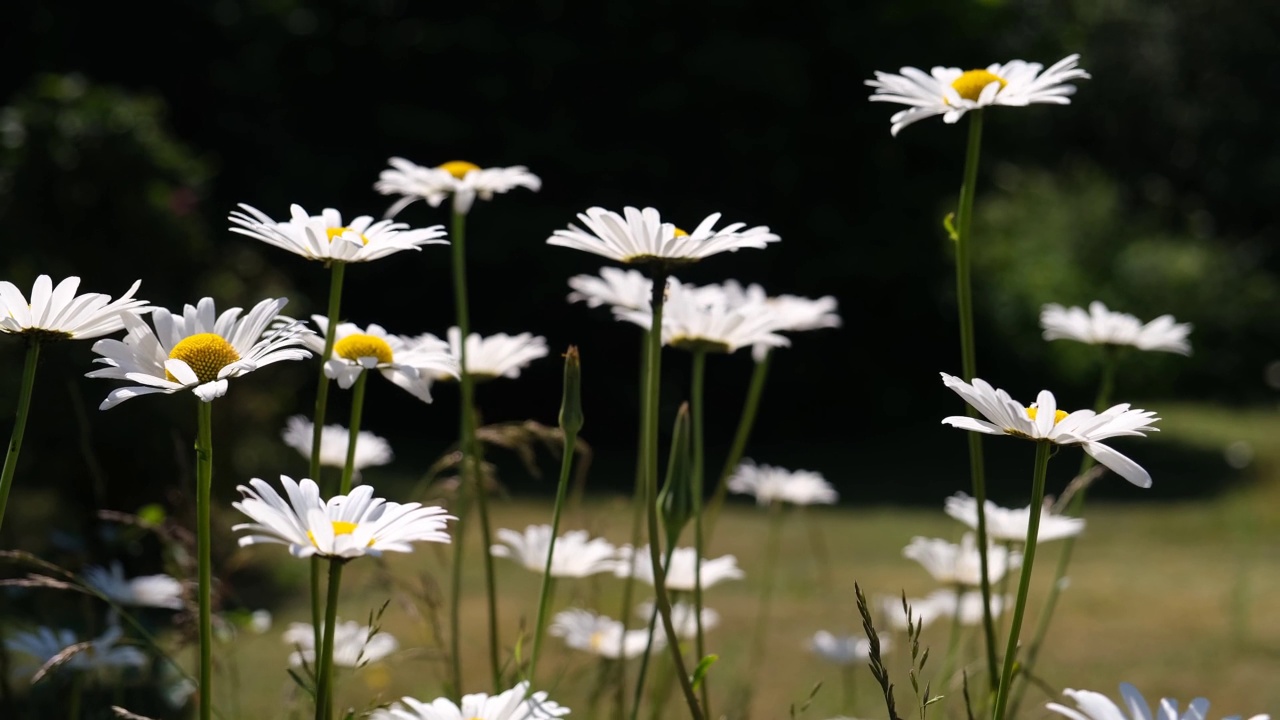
[
  {"left": 705, "top": 349, "right": 771, "bottom": 536},
  {"left": 338, "top": 371, "right": 368, "bottom": 495},
  {"left": 689, "top": 349, "right": 709, "bottom": 717},
  {"left": 314, "top": 559, "right": 345, "bottom": 720},
  {"left": 195, "top": 400, "right": 214, "bottom": 720},
  {"left": 616, "top": 334, "right": 649, "bottom": 720},
  {"left": 953, "top": 109, "right": 998, "bottom": 690},
  {"left": 529, "top": 429, "right": 578, "bottom": 681},
  {"left": 309, "top": 261, "right": 346, "bottom": 670},
  {"left": 992, "top": 441, "right": 1051, "bottom": 720},
  {"left": 640, "top": 269, "right": 703, "bottom": 720},
  {"left": 0, "top": 339, "right": 40, "bottom": 533},
  {"left": 630, "top": 544, "right": 679, "bottom": 720},
  {"left": 447, "top": 480, "right": 471, "bottom": 700}
]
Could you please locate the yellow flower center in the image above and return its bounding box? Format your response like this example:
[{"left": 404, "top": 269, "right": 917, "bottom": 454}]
[
  {"left": 589, "top": 631, "right": 606, "bottom": 652},
  {"left": 437, "top": 160, "right": 481, "bottom": 179},
  {"left": 950, "top": 69, "right": 1007, "bottom": 102},
  {"left": 166, "top": 333, "right": 240, "bottom": 383},
  {"left": 673, "top": 227, "right": 689, "bottom": 237},
  {"left": 1026, "top": 407, "right": 1069, "bottom": 424},
  {"left": 325, "top": 227, "right": 370, "bottom": 246},
  {"left": 333, "top": 333, "right": 394, "bottom": 364},
  {"left": 307, "top": 520, "right": 367, "bottom": 547}
]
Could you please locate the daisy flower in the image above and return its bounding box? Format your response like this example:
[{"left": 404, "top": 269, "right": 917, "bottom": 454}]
[
  {"left": 808, "top": 631, "right": 883, "bottom": 665},
  {"left": 547, "top": 206, "right": 780, "bottom": 266},
  {"left": 282, "top": 620, "right": 398, "bottom": 667},
  {"left": 903, "top": 533, "right": 1022, "bottom": 586},
  {"left": 1046, "top": 682, "right": 1270, "bottom": 720},
  {"left": 305, "top": 317, "right": 459, "bottom": 402},
  {"left": 944, "top": 492, "right": 1085, "bottom": 543},
  {"left": 228, "top": 203, "right": 448, "bottom": 263},
  {"left": 703, "top": 279, "right": 840, "bottom": 361},
  {"left": 550, "top": 609, "right": 659, "bottom": 659},
  {"left": 86, "top": 297, "right": 311, "bottom": 410},
  {"left": 567, "top": 266, "right": 652, "bottom": 312},
  {"left": 0, "top": 275, "right": 148, "bottom": 342},
  {"left": 1040, "top": 302, "right": 1192, "bottom": 355},
  {"left": 280, "top": 415, "right": 393, "bottom": 473},
  {"left": 435, "top": 327, "right": 549, "bottom": 381},
  {"left": 616, "top": 279, "right": 790, "bottom": 354},
  {"left": 923, "top": 588, "right": 1009, "bottom": 627},
  {"left": 727, "top": 460, "right": 839, "bottom": 506},
  {"left": 375, "top": 158, "right": 542, "bottom": 216},
  {"left": 940, "top": 373, "right": 1161, "bottom": 488},
  {"left": 490, "top": 525, "right": 622, "bottom": 578},
  {"left": 636, "top": 601, "right": 721, "bottom": 640},
  {"left": 231, "top": 475, "right": 453, "bottom": 560},
  {"left": 83, "top": 562, "right": 183, "bottom": 610},
  {"left": 616, "top": 546, "right": 745, "bottom": 591},
  {"left": 866, "top": 54, "right": 1090, "bottom": 136},
  {"left": 5, "top": 625, "right": 146, "bottom": 679},
  {"left": 371, "top": 680, "right": 569, "bottom": 720}
]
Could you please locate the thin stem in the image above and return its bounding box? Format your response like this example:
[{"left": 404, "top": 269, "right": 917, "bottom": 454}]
[
  {"left": 992, "top": 441, "right": 1051, "bottom": 720},
  {"left": 705, "top": 349, "right": 771, "bottom": 535},
  {"left": 309, "top": 261, "right": 346, "bottom": 668},
  {"left": 641, "top": 270, "right": 703, "bottom": 720},
  {"left": 447, "top": 481, "right": 471, "bottom": 700},
  {"left": 630, "top": 543, "right": 679, "bottom": 720},
  {"left": 745, "top": 504, "right": 784, "bottom": 687},
  {"left": 953, "top": 109, "right": 998, "bottom": 690},
  {"left": 689, "top": 348, "right": 709, "bottom": 716},
  {"left": 195, "top": 400, "right": 214, "bottom": 720},
  {"left": 529, "top": 429, "right": 578, "bottom": 681},
  {"left": 338, "top": 371, "right": 368, "bottom": 496},
  {"left": 314, "top": 559, "right": 345, "bottom": 720},
  {"left": 616, "top": 333, "right": 649, "bottom": 720},
  {"left": 0, "top": 339, "right": 40, "bottom": 532}
]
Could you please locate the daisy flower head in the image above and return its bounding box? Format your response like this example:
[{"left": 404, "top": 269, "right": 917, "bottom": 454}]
[
  {"left": 83, "top": 562, "right": 183, "bottom": 610},
  {"left": 727, "top": 460, "right": 838, "bottom": 506},
  {"left": 808, "top": 631, "right": 882, "bottom": 665},
  {"left": 1046, "top": 682, "right": 1270, "bottom": 720},
  {"left": 940, "top": 373, "right": 1160, "bottom": 488},
  {"left": 282, "top": 620, "right": 398, "bottom": 667},
  {"left": 375, "top": 158, "right": 541, "bottom": 216},
  {"left": 86, "top": 297, "right": 311, "bottom": 410},
  {"left": 616, "top": 545, "right": 745, "bottom": 591},
  {"left": 232, "top": 475, "right": 453, "bottom": 560},
  {"left": 567, "top": 266, "right": 653, "bottom": 312},
  {"left": 228, "top": 203, "right": 448, "bottom": 263},
  {"left": 550, "top": 608, "right": 659, "bottom": 659},
  {"left": 616, "top": 278, "right": 790, "bottom": 355},
  {"left": 439, "top": 327, "right": 549, "bottom": 381},
  {"left": 924, "top": 588, "right": 1009, "bottom": 626},
  {"left": 945, "top": 492, "right": 1085, "bottom": 543},
  {"left": 636, "top": 600, "right": 721, "bottom": 640},
  {"left": 371, "top": 680, "right": 570, "bottom": 720},
  {"left": 490, "top": 525, "right": 622, "bottom": 578},
  {"left": 0, "top": 275, "right": 148, "bottom": 342},
  {"left": 306, "top": 317, "right": 459, "bottom": 402},
  {"left": 712, "top": 279, "right": 841, "bottom": 361},
  {"left": 281, "top": 415, "right": 394, "bottom": 473},
  {"left": 1041, "top": 301, "right": 1192, "bottom": 355},
  {"left": 5, "top": 625, "right": 146, "bottom": 679},
  {"left": 547, "top": 206, "right": 780, "bottom": 267},
  {"left": 903, "top": 533, "right": 1022, "bottom": 587},
  {"left": 867, "top": 54, "right": 1090, "bottom": 135}
]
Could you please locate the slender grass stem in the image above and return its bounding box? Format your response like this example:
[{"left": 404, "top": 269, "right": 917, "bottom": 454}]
[
  {"left": 952, "top": 110, "right": 998, "bottom": 690},
  {"left": 0, "top": 339, "right": 40, "bottom": 532},
  {"left": 195, "top": 400, "right": 215, "bottom": 720},
  {"left": 338, "top": 372, "right": 368, "bottom": 496},
  {"left": 616, "top": 334, "right": 649, "bottom": 720},
  {"left": 314, "top": 559, "right": 345, "bottom": 720},
  {"left": 705, "top": 349, "right": 771, "bottom": 535},
  {"left": 689, "top": 348, "right": 710, "bottom": 716},
  {"left": 992, "top": 441, "right": 1051, "bottom": 720}
]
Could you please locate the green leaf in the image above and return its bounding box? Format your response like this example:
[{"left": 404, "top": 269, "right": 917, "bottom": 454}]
[{"left": 690, "top": 654, "right": 718, "bottom": 691}]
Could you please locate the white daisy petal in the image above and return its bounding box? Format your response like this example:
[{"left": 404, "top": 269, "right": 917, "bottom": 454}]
[
  {"left": 374, "top": 159, "right": 540, "bottom": 217},
  {"left": 547, "top": 206, "right": 779, "bottom": 264},
  {"left": 1046, "top": 683, "right": 1268, "bottom": 720},
  {"left": 0, "top": 275, "right": 149, "bottom": 341},
  {"left": 1040, "top": 301, "right": 1192, "bottom": 355},
  {"left": 229, "top": 203, "right": 447, "bottom": 263}
]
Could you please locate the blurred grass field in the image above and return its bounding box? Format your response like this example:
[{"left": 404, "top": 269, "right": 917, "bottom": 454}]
[{"left": 216, "top": 402, "right": 1280, "bottom": 719}]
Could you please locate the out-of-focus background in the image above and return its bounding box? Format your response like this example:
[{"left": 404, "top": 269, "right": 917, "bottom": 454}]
[{"left": 1, "top": 0, "right": 1278, "bottom": 717}]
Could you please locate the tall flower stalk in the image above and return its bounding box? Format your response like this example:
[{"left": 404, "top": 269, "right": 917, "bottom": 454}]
[
  {"left": 705, "top": 348, "right": 771, "bottom": 533},
  {"left": 0, "top": 339, "right": 41, "bottom": 532},
  {"left": 616, "top": 336, "right": 649, "bottom": 719},
  {"left": 338, "top": 371, "right": 368, "bottom": 495},
  {"left": 314, "top": 558, "right": 345, "bottom": 720},
  {"left": 688, "top": 348, "right": 710, "bottom": 715},
  {"left": 194, "top": 400, "right": 215, "bottom": 720}
]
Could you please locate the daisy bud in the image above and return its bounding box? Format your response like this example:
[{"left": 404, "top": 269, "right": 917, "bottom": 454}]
[
  {"left": 658, "top": 403, "right": 694, "bottom": 547},
  {"left": 559, "top": 346, "right": 584, "bottom": 436}
]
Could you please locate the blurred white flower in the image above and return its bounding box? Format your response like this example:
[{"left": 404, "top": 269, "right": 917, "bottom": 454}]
[
  {"left": 1040, "top": 302, "right": 1192, "bottom": 355},
  {"left": 616, "top": 546, "right": 744, "bottom": 591},
  {"left": 249, "top": 610, "right": 273, "bottom": 634},
  {"left": 944, "top": 492, "right": 1085, "bottom": 543},
  {"left": 903, "top": 533, "right": 1021, "bottom": 586},
  {"left": 83, "top": 562, "right": 183, "bottom": 610},
  {"left": 5, "top": 625, "right": 146, "bottom": 679},
  {"left": 1046, "top": 682, "right": 1270, "bottom": 720},
  {"left": 87, "top": 297, "right": 311, "bottom": 409},
  {"left": 808, "top": 630, "right": 883, "bottom": 665},
  {"left": 305, "top": 317, "right": 458, "bottom": 402},
  {"left": 567, "top": 266, "right": 652, "bottom": 311},
  {"left": 376, "top": 158, "right": 541, "bottom": 216},
  {"left": 232, "top": 475, "right": 453, "bottom": 560},
  {"left": 635, "top": 600, "right": 720, "bottom": 640},
  {"left": 0, "top": 275, "right": 148, "bottom": 341},
  {"left": 490, "top": 525, "right": 622, "bottom": 578},
  {"left": 879, "top": 595, "right": 944, "bottom": 631},
  {"left": 436, "top": 326, "right": 549, "bottom": 381},
  {"left": 550, "top": 609, "right": 658, "bottom": 659},
  {"left": 866, "top": 55, "right": 1090, "bottom": 136},
  {"left": 727, "top": 460, "right": 838, "bottom": 506},
  {"left": 280, "top": 415, "right": 393, "bottom": 472},
  {"left": 282, "top": 620, "right": 398, "bottom": 667},
  {"left": 228, "top": 203, "right": 447, "bottom": 263},
  {"left": 940, "top": 373, "right": 1160, "bottom": 488},
  {"left": 547, "top": 206, "right": 779, "bottom": 265},
  {"left": 923, "top": 588, "right": 1009, "bottom": 626},
  {"left": 616, "top": 278, "right": 790, "bottom": 354}
]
